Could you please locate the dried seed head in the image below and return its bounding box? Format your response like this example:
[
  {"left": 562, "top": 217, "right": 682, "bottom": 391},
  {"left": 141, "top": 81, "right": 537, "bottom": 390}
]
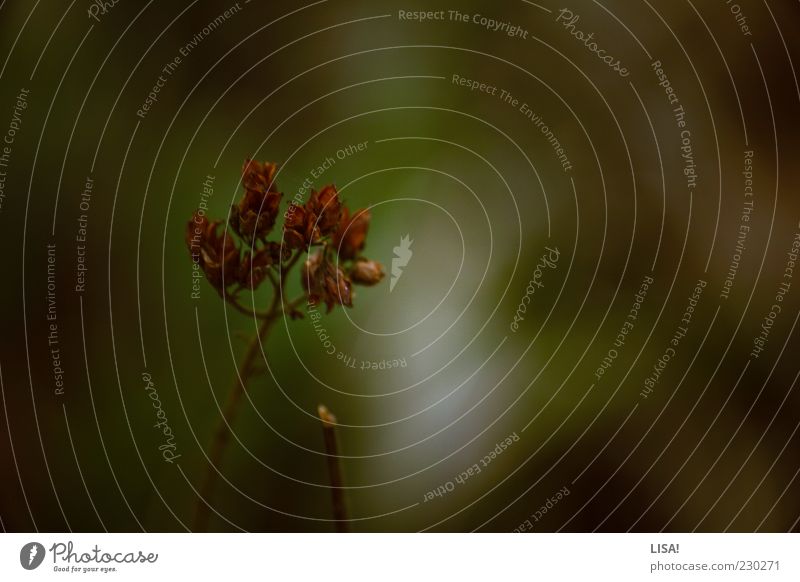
[
  {"left": 238, "top": 244, "right": 280, "bottom": 290},
  {"left": 350, "top": 259, "right": 385, "bottom": 286},
  {"left": 324, "top": 262, "right": 353, "bottom": 311},
  {"left": 241, "top": 159, "right": 278, "bottom": 193},
  {"left": 283, "top": 203, "right": 320, "bottom": 249},
  {"left": 334, "top": 208, "right": 371, "bottom": 260},
  {"left": 302, "top": 251, "right": 353, "bottom": 312},
  {"left": 232, "top": 160, "right": 283, "bottom": 242},
  {"left": 301, "top": 251, "right": 323, "bottom": 299},
  {"left": 186, "top": 211, "right": 241, "bottom": 294},
  {"left": 307, "top": 185, "right": 342, "bottom": 235}
]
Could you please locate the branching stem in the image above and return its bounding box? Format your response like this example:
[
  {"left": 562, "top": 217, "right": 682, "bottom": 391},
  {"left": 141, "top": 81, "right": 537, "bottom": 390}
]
[{"left": 192, "top": 251, "right": 304, "bottom": 532}]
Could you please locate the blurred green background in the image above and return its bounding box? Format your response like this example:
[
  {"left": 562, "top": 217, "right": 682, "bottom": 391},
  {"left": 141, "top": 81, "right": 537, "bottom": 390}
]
[{"left": 1, "top": 0, "right": 799, "bottom": 532}]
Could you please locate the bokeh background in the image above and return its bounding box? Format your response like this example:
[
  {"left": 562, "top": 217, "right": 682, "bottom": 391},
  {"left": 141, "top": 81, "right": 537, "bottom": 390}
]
[{"left": 1, "top": 0, "right": 799, "bottom": 532}]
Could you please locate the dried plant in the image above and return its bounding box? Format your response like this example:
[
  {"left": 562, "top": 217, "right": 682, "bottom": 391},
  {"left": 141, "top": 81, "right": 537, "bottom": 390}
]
[{"left": 187, "top": 159, "right": 384, "bottom": 531}]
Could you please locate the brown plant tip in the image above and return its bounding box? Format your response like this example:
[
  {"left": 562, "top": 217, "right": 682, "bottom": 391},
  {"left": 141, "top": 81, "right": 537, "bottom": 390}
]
[
  {"left": 350, "top": 259, "right": 385, "bottom": 286},
  {"left": 334, "top": 208, "right": 370, "bottom": 260},
  {"left": 325, "top": 263, "right": 353, "bottom": 310},
  {"left": 283, "top": 202, "right": 320, "bottom": 250},
  {"left": 318, "top": 404, "right": 337, "bottom": 427},
  {"left": 231, "top": 159, "right": 283, "bottom": 242},
  {"left": 283, "top": 185, "right": 343, "bottom": 250},
  {"left": 185, "top": 211, "right": 240, "bottom": 294},
  {"left": 186, "top": 209, "right": 285, "bottom": 294},
  {"left": 307, "top": 185, "right": 342, "bottom": 235},
  {"left": 302, "top": 251, "right": 354, "bottom": 312},
  {"left": 238, "top": 243, "right": 280, "bottom": 290}
]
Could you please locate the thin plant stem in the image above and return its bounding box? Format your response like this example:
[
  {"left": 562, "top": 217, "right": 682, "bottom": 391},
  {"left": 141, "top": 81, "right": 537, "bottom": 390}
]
[
  {"left": 192, "top": 310, "right": 278, "bottom": 532},
  {"left": 224, "top": 295, "right": 270, "bottom": 319},
  {"left": 318, "top": 405, "right": 349, "bottom": 532},
  {"left": 192, "top": 251, "right": 303, "bottom": 532}
]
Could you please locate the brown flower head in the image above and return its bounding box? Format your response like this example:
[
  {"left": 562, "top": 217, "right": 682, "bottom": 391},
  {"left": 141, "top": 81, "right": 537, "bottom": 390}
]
[
  {"left": 231, "top": 160, "right": 283, "bottom": 242},
  {"left": 186, "top": 211, "right": 240, "bottom": 294},
  {"left": 283, "top": 203, "right": 320, "bottom": 249},
  {"left": 242, "top": 159, "right": 277, "bottom": 192},
  {"left": 300, "top": 251, "right": 323, "bottom": 297},
  {"left": 238, "top": 242, "right": 282, "bottom": 290},
  {"left": 350, "top": 259, "right": 385, "bottom": 286},
  {"left": 188, "top": 157, "right": 384, "bottom": 315},
  {"left": 333, "top": 208, "right": 370, "bottom": 260},
  {"left": 302, "top": 251, "right": 353, "bottom": 312},
  {"left": 306, "top": 185, "right": 342, "bottom": 235},
  {"left": 284, "top": 185, "right": 342, "bottom": 249},
  {"left": 323, "top": 262, "right": 353, "bottom": 311}
]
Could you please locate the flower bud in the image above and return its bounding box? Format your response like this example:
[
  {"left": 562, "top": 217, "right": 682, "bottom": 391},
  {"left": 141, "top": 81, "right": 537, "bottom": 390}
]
[
  {"left": 307, "top": 185, "right": 342, "bottom": 235},
  {"left": 350, "top": 259, "right": 385, "bottom": 286},
  {"left": 334, "top": 208, "right": 370, "bottom": 259},
  {"left": 232, "top": 160, "right": 283, "bottom": 242}
]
